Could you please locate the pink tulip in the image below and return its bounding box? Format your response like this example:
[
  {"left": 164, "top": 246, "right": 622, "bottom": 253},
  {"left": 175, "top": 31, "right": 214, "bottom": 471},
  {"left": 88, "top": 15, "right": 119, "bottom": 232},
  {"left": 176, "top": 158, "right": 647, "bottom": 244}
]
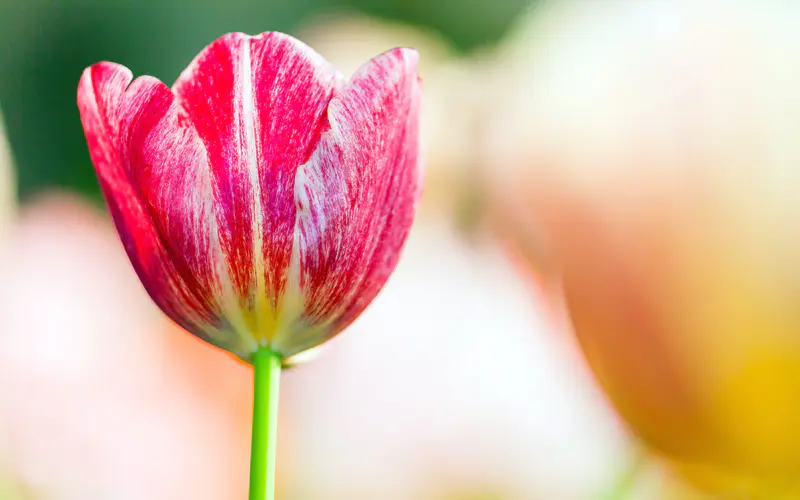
[{"left": 77, "top": 32, "right": 422, "bottom": 362}]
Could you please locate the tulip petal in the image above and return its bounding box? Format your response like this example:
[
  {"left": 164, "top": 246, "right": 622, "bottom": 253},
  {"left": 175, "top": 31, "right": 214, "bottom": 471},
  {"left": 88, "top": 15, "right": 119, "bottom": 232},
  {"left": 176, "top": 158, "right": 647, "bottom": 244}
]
[
  {"left": 77, "top": 63, "right": 220, "bottom": 342},
  {"left": 173, "top": 32, "right": 341, "bottom": 344},
  {"left": 277, "top": 48, "right": 422, "bottom": 354}
]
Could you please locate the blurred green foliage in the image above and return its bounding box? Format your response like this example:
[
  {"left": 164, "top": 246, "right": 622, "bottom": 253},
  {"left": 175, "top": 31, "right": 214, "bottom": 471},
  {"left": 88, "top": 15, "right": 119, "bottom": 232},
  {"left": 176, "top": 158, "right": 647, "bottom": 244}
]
[{"left": 0, "top": 0, "right": 531, "bottom": 201}]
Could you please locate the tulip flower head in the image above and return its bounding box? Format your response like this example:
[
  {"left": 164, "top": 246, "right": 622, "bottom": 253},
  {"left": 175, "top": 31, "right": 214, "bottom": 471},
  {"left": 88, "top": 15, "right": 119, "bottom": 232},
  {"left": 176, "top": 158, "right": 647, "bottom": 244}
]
[
  {"left": 77, "top": 32, "right": 422, "bottom": 363},
  {"left": 489, "top": 0, "right": 800, "bottom": 495}
]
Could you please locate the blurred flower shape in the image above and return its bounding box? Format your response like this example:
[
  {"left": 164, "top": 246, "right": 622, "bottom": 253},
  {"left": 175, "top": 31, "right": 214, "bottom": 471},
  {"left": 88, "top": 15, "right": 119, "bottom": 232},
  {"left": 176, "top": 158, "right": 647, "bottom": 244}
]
[
  {"left": 489, "top": 0, "right": 800, "bottom": 496},
  {"left": 77, "top": 32, "right": 422, "bottom": 361}
]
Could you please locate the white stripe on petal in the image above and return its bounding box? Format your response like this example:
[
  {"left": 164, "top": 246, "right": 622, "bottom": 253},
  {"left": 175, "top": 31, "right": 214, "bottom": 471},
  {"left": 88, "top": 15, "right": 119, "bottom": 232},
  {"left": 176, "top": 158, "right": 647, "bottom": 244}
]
[{"left": 241, "top": 38, "right": 272, "bottom": 347}]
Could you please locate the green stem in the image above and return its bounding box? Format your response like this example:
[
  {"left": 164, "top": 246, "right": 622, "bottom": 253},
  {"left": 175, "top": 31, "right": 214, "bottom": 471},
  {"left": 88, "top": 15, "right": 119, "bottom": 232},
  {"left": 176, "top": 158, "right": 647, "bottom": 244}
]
[{"left": 249, "top": 348, "right": 282, "bottom": 500}]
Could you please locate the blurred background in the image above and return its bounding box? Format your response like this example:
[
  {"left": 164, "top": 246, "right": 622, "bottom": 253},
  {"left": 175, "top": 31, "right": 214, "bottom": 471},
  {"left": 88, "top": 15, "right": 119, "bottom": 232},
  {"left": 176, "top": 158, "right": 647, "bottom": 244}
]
[{"left": 1, "top": 0, "right": 798, "bottom": 498}]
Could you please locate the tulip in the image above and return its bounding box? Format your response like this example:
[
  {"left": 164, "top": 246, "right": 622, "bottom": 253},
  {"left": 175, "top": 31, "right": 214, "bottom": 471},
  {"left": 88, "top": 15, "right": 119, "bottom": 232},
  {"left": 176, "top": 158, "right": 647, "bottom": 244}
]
[
  {"left": 488, "top": 1, "right": 800, "bottom": 497},
  {"left": 77, "top": 31, "right": 422, "bottom": 500}
]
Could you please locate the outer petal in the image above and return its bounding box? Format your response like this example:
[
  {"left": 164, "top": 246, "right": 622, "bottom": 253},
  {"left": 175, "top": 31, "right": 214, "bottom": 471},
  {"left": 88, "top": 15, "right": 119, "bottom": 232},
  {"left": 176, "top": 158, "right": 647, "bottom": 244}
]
[
  {"left": 77, "top": 63, "right": 220, "bottom": 343},
  {"left": 275, "top": 48, "right": 422, "bottom": 355},
  {"left": 172, "top": 32, "right": 341, "bottom": 345}
]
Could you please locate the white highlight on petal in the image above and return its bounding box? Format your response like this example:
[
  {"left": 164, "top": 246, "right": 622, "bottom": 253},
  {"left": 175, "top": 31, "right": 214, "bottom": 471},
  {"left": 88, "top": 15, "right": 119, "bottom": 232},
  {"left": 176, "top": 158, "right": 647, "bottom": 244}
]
[{"left": 241, "top": 37, "right": 272, "bottom": 347}]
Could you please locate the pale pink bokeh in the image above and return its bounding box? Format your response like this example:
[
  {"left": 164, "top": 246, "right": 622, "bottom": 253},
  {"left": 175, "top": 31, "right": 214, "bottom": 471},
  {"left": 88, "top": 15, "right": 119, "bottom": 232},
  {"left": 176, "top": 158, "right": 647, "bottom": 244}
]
[
  {"left": 278, "top": 218, "right": 629, "bottom": 500},
  {"left": 0, "top": 195, "right": 252, "bottom": 500}
]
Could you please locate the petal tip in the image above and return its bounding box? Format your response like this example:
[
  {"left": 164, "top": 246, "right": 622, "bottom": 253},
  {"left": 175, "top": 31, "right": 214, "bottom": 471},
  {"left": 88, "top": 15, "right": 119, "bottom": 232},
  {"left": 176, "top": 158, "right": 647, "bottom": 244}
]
[
  {"left": 352, "top": 47, "right": 422, "bottom": 89},
  {"left": 80, "top": 61, "right": 133, "bottom": 83},
  {"left": 396, "top": 47, "right": 420, "bottom": 64},
  {"left": 385, "top": 47, "right": 420, "bottom": 66},
  {"left": 77, "top": 61, "right": 133, "bottom": 98},
  {"left": 252, "top": 31, "right": 340, "bottom": 80},
  {"left": 76, "top": 62, "right": 135, "bottom": 121}
]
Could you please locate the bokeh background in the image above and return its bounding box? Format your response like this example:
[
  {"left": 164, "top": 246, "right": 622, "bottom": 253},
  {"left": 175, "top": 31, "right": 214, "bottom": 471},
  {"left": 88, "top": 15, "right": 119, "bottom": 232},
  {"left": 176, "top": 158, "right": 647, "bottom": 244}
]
[{"left": 0, "top": 0, "right": 794, "bottom": 498}]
